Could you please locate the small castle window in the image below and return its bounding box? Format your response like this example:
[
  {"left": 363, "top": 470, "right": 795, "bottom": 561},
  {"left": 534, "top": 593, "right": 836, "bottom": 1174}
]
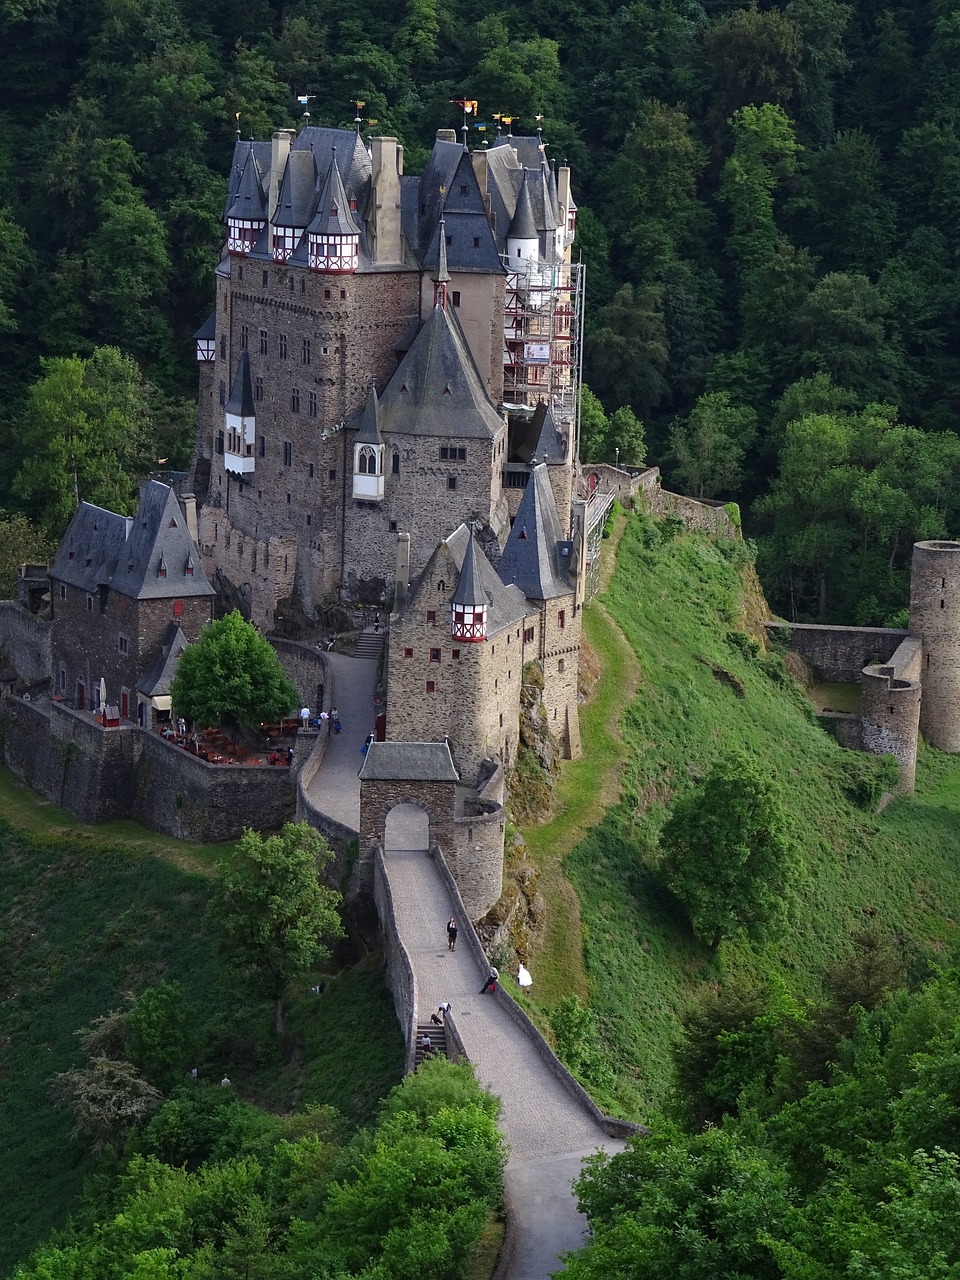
[
  {"left": 240, "top": 324, "right": 248, "bottom": 350},
  {"left": 185, "top": 563, "right": 194, "bottom": 577},
  {"left": 279, "top": 333, "right": 288, "bottom": 358},
  {"left": 284, "top": 441, "right": 293, "bottom": 466},
  {"left": 158, "top": 566, "right": 167, "bottom": 579},
  {"left": 329, "top": 469, "right": 336, "bottom": 481},
  {"left": 308, "top": 391, "right": 317, "bottom": 419},
  {"left": 173, "top": 600, "right": 183, "bottom": 617},
  {"left": 558, "top": 658, "right": 565, "bottom": 673},
  {"left": 524, "top": 627, "right": 534, "bottom": 642},
  {"left": 259, "top": 436, "right": 265, "bottom": 457},
  {"left": 291, "top": 388, "right": 300, "bottom": 412},
  {"left": 473, "top": 237, "right": 480, "bottom": 247},
  {"left": 437, "top": 580, "right": 445, "bottom": 591},
  {"left": 499, "top": 713, "right": 503, "bottom": 727},
  {"left": 259, "top": 328, "right": 268, "bottom": 354},
  {"left": 447, "top": 476, "right": 457, "bottom": 491},
  {"left": 452, "top": 290, "right": 461, "bottom": 307},
  {"left": 254, "top": 376, "right": 263, "bottom": 402},
  {"left": 59, "top": 584, "right": 65, "bottom": 601},
  {"left": 86, "top": 595, "right": 93, "bottom": 611},
  {"left": 119, "top": 635, "right": 128, "bottom": 655},
  {"left": 425, "top": 680, "right": 436, "bottom": 693},
  {"left": 309, "top": 462, "right": 315, "bottom": 478},
  {"left": 426, "top": 610, "right": 436, "bottom": 624},
  {"left": 452, "top": 649, "right": 460, "bottom": 660},
  {"left": 286, "top": 493, "right": 292, "bottom": 504},
  {"left": 558, "top": 609, "right": 566, "bottom": 629},
  {"left": 262, "top": 270, "right": 268, "bottom": 287},
  {"left": 306, "top": 514, "right": 312, "bottom": 526},
  {"left": 404, "top": 647, "right": 414, "bottom": 658},
  {"left": 392, "top": 452, "right": 400, "bottom": 474},
  {"left": 220, "top": 335, "right": 226, "bottom": 359},
  {"left": 460, "top": 184, "right": 468, "bottom": 196},
  {"left": 430, "top": 648, "right": 441, "bottom": 662},
  {"left": 324, "top": 288, "right": 331, "bottom": 300},
  {"left": 340, "top": 288, "right": 347, "bottom": 299},
  {"left": 219, "top": 382, "right": 225, "bottom": 406},
  {"left": 389, "top": 520, "right": 398, "bottom": 532},
  {"left": 302, "top": 338, "right": 311, "bottom": 365}
]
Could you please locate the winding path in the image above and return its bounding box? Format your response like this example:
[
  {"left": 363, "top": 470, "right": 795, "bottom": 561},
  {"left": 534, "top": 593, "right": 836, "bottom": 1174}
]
[{"left": 307, "top": 647, "right": 623, "bottom": 1277}]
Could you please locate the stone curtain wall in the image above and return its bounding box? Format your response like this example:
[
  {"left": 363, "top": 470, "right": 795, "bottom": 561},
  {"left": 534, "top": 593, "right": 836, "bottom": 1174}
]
[
  {"left": 582, "top": 463, "right": 739, "bottom": 538},
  {"left": 0, "top": 601, "right": 51, "bottom": 687},
  {"left": 270, "top": 638, "right": 328, "bottom": 712},
  {"left": 0, "top": 695, "right": 295, "bottom": 839},
  {"left": 766, "top": 623, "right": 908, "bottom": 683},
  {"left": 373, "top": 845, "right": 419, "bottom": 1076}
]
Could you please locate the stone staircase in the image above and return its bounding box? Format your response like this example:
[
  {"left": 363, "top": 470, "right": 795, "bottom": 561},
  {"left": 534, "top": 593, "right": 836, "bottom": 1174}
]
[
  {"left": 354, "top": 627, "right": 385, "bottom": 660},
  {"left": 414, "top": 1021, "right": 447, "bottom": 1066}
]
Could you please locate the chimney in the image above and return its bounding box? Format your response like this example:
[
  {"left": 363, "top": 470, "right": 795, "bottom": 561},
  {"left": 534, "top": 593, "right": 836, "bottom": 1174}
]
[
  {"left": 395, "top": 531, "right": 411, "bottom": 604},
  {"left": 268, "top": 128, "right": 296, "bottom": 221},
  {"left": 178, "top": 493, "right": 199, "bottom": 547},
  {"left": 471, "top": 148, "right": 492, "bottom": 217},
  {"left": 436, "top": 128, "right": 457, "bottom": 143},
  {"left": 370, "top": 136, "right": 403, "bottom": 265}
]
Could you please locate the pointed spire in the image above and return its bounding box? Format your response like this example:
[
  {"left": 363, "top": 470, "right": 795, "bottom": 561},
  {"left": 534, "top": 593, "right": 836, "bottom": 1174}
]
[
  {"left": 308, "top": 149, "right": 361, "bottom": 237},
  {"left": 508, "top": 171, "right": 538, "bottom": 243},
  {"left": 355, "top": 382, "right": 383, "bottom": 445},
  {"left": 433, "top": 216, "right": 450, "bottom": 310},
  {"left": 497, "top": 464, "right": 569, "bottom": 600},
  {"left": 451, "top": 527, "right": 489, "bottom": 641},
  {"left": 226, "top": 145, "right": 266, "bottom": 222},
  {"left": 225, "top": 351, "right": 255, "bottom": 419}
]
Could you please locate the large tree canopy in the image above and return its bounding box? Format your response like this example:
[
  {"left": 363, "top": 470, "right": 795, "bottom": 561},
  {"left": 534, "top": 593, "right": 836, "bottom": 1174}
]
[
  {"left": 170, "top": 610, "right": 297, "bottom": 731},
  {"left": 210, "top": 822, "right": 344, "bottom": 1034}
]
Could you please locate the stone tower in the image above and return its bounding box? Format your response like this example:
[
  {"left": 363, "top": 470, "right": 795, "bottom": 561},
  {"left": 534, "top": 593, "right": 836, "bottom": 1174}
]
[{"left": 909, "top": 539, "right": 960, "bottom": 751}]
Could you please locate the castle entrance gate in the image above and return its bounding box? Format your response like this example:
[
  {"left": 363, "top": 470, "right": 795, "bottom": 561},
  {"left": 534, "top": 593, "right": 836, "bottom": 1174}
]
[{"left": 358, "top": 741, "right": 459, "bottom": 855}]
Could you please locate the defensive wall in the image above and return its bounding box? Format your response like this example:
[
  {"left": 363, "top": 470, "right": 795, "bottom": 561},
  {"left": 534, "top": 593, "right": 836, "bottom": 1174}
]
[
  {"left": 269, "top": 637, "right": 329, "bottom": 712},
  {"left": 765, "top": 622, "right": 908, "bottom": 683},
  {"left": 0, "top": 694, "right": 295, "bottom": 839},
  {"left": 583, "top": 463, "right": 739, "bottom": 538},
  {"left": 372, "top": 845, "right": 419, "bottom": 1076},
  {"left": 0, "top": 601, "right": 51, "bottom": 689}
]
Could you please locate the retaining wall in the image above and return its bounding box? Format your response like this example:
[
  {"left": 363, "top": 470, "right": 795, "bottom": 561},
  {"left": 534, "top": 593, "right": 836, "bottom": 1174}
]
[
  {"left": 0, "top": 601, "right": 52, "bottom": 688},
  {"left": 373, "top": 845, "right": 419, "bottom": 1076},
  {"left": 270, "top": 637, "right": 329, "bottom": 712}
]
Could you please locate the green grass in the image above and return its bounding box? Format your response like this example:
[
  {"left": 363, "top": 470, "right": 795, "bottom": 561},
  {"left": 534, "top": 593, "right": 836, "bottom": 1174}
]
[
  {"left": 0, "top": 806, "right": 403, "bottom": 1275},
  {"left": 525, "top": 516, "right": 960, "bottom": 1120}
]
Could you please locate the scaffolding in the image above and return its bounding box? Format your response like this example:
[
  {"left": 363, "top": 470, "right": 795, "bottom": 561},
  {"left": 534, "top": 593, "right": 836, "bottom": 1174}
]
[{"left": 502, "top": 257, "right": 585, "bottom": 456}]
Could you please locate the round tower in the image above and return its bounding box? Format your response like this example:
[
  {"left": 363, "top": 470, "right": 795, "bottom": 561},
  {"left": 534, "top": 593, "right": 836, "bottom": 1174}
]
[
  {"left": 860, "top": 666, "right": 922, "bottom": 791},
  {"left": 909, "top": 540, "right": 960, "bottom": 752}
]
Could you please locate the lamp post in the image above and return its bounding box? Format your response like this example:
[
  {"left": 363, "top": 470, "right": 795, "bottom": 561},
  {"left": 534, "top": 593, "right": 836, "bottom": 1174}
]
[{"left": 614, "top": 446, "right": 620, "bottom": 469}]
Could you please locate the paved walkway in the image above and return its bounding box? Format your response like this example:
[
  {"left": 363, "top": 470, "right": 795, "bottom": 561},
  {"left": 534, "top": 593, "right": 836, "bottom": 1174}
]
[
  {"left": 304, "top": 647, "right": 380, "bottom": 832},
  {"left": 307, "top": 655, "right": 623, "bottom": 1276},
  {"left": 385, "top": 811, "right": 623, "bottom": 1279}
]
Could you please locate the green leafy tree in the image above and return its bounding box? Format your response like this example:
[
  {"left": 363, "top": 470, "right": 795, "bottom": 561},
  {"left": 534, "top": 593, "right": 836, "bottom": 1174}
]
[
  {"left": 578, "top": 385, "right": 611, "bottom": 464},
  {"left": 660, "top": 752, "right": 795, "bottom": 949},
  {"left": 125, "top": 982, "right": 194, "bottom": 1093},
  {"left": 586, "top": 282, "right": 670, "bottom": 419},
  {"left": 669, "top": 391, "right": 757, "bottom": 498},
  {"left": 0, "top": 512, "right": 53, "bottom": 599},
  {"left": 210, "top": 822, "right": 344, "bottom": 1034},
  {"left": 52, "top": 1057, "right": 163, "bottom": 1152},
  {"left": 170, "top": 610, "right": 297, "bottom": 731},
  {"left": 608, "top": 406, "right": 647, "bottom": 467},
  {"left": 12, "top": 347, "right": 153, "bottom": 537}
]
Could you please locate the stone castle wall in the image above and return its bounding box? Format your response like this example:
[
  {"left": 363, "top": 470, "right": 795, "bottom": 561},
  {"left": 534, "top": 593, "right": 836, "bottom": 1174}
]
[
  {"left": 766, "top": 623, "right": 908, "bottom": 684},
  {"left": 1, "top": 695, "right": 295, "bottom": 839},
  {"left": 269, "top": 638, "right": 329, "bottom": 711},
  {"left": 372, "top": 847, "right": 419, "bottom": 1076},
  {"left": 0, "top": 602, "right": 51, "bottom": 687},
  {"left": 910, "top": 540, "right": 960, "bottom": 752}
]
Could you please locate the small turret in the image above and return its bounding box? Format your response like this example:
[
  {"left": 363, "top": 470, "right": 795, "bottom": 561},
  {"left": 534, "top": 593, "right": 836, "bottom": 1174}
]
[
  {"left": 451, "top": 527, "right": 488, "bottom": 641},
  {"left": 506, "top": 172, "right": 539, "bottom": 265},
  {"left": 194, "top": 311, "right": 216, "bottom": 363},
  {"left": 433, "top": 217, "right": 450, "bottom": 311},
  {"left": 226, "top": 145, "right": 266, "bottom": 255},
  {"left": 352, "top": 384, "right": 385, "bottom": 500},
  {"left": 307, "top": 151, "right": 361, "bottom": 274},
  {"left": 224, "top": 352, "right": 256, "bottom": 475}
]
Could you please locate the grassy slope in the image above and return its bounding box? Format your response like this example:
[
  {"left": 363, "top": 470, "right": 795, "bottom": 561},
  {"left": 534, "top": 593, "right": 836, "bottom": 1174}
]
[
  {"left": 529, "top": 516, "right": 960, "bottom": 1119},
  {"left": 0, "top": 770, "right": 403, "bottom": 1275}
]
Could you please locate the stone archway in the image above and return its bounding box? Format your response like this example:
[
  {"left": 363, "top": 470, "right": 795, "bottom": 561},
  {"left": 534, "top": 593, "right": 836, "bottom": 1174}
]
[
  {"left": 384, "top": 802, "right": 430, "bottom": 852},
  {"left": 358, "top": 741, "right": 459, "bottom": 855}
]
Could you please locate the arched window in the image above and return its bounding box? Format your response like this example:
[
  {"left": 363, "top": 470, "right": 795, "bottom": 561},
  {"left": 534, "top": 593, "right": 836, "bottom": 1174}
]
[{"left": 358, "top": 445, "right": 378, "bottom": 475}]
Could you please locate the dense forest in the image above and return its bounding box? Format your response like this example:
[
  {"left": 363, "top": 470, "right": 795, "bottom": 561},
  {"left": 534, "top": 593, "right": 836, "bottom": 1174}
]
[{"left": 2, "top": 0, "right": 960, "bottom": 623}]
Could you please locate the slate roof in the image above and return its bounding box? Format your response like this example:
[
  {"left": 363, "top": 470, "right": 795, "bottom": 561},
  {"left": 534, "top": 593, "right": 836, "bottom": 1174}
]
[
  {"left": 354, "top": 383, "right": 383, "bottom": 446},
  {"left": 225, "top": 351, "right": 255, "bottom": 417},
  {"left": 531, "top": 401, "right": 568, "bottom": 463},
  {"left": 138, "top": 622, "right": 189, "bottom": 696},
  {"left": 484, "top": 137, "right": 562, "bottom": 258},
  {"left": 194, "top": 311, "right": 216, "bottom": 341},
  {"left": 50, "top": 504, "right": 131, "bottom": 593},
  {"left": 405, "top": 524, "right": 527, "bottom": 640},
  {"left": 416, "top": 138, "right": 467, "bottom": 255},
  {"left": 359, "top": 740, "right": 460, "bottom": 781},
  {"left": 451, "top": 527, "right": 487, "bottom": 607},
  {"left": 508, "top": 171, "right": 538, "bottom": 241},
  {"left": 497, "top": 464, "right": 573, "bottom": 602},
  {"left": 292, "top": 127, "right": 371, "bottom": 210},
  {"left": 418, "top": 147, "right": 505, "bottom": 275},
  {"left": 272, "top": 148, "right": 318, "bottom": 228},
  {"left": 109, "top": 481, "right": 215, "bottom": 601},
  {"left": 225, "top": 144, "right": 266, "bottom": 222},
  {"left": 307, "top": 153, "right": 361, "bottom": 237},
  {"left": 377, "top": 304, "right": 505, "bottom": 439},
  {"left": 224, "top": 140, "right": 271, "bottom": 218}
]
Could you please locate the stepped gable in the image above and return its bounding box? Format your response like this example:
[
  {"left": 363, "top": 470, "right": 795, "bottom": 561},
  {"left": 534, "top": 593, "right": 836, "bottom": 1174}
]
[
  {"left": 420, "top": 148, "right": 504, "bottom": 275},
  {"left": 137, "top": 622, "right": 189, "bottom": 698},
  {"left": 377, "top": 303, "right": 505, "bottom": 439},
  {"left": 109, "top": 481, "right": 215, "bottom": 601},
  {"left": 272, "top": 148, "right": 318, "bottom": 228},
  {"left": 50, "top": 504, "right": 131, "bottom": 594},
  {"left": 497, "top": 463, "right": 573, "bottom": 601}
]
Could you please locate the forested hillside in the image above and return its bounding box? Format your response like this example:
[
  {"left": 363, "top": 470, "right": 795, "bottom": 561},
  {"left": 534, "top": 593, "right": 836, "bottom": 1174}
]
[{"left": 1, "top": 0, "right": 959, "bottom": 616}]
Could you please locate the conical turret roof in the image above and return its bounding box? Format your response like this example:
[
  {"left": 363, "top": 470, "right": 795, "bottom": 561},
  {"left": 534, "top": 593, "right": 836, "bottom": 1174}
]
[
  {"left": 452, "top": 527, "right": 488, "bottom": 607},
  {"left": 225, "top": 351, "right": 255, "bottom": 418},
  {"left": 508, "top": 171, "right": 538, "bottom": 242},
  {"left": 226, "top": 145, "right": 266, "bottom": 222},
  {"left": 308, "top": 151, "right": 361, "bottom": 237}
]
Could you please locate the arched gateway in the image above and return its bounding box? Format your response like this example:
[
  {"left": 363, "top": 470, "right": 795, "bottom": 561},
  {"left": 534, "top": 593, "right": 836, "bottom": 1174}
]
[{"left": 359, "top": 741, "right": 459, "bottom": 855}]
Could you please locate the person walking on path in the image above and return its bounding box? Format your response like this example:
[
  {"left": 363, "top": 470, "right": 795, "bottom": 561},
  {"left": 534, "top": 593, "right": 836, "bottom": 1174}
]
[
  {"left": 446, "top": 916, "right": 458, "bottom": 951},
  {"left": 430, "top": 1001, "right": 451, "bottom": 1026},
  {"left": 479, "top": 965, "right": 499, "bottom": 994}
]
